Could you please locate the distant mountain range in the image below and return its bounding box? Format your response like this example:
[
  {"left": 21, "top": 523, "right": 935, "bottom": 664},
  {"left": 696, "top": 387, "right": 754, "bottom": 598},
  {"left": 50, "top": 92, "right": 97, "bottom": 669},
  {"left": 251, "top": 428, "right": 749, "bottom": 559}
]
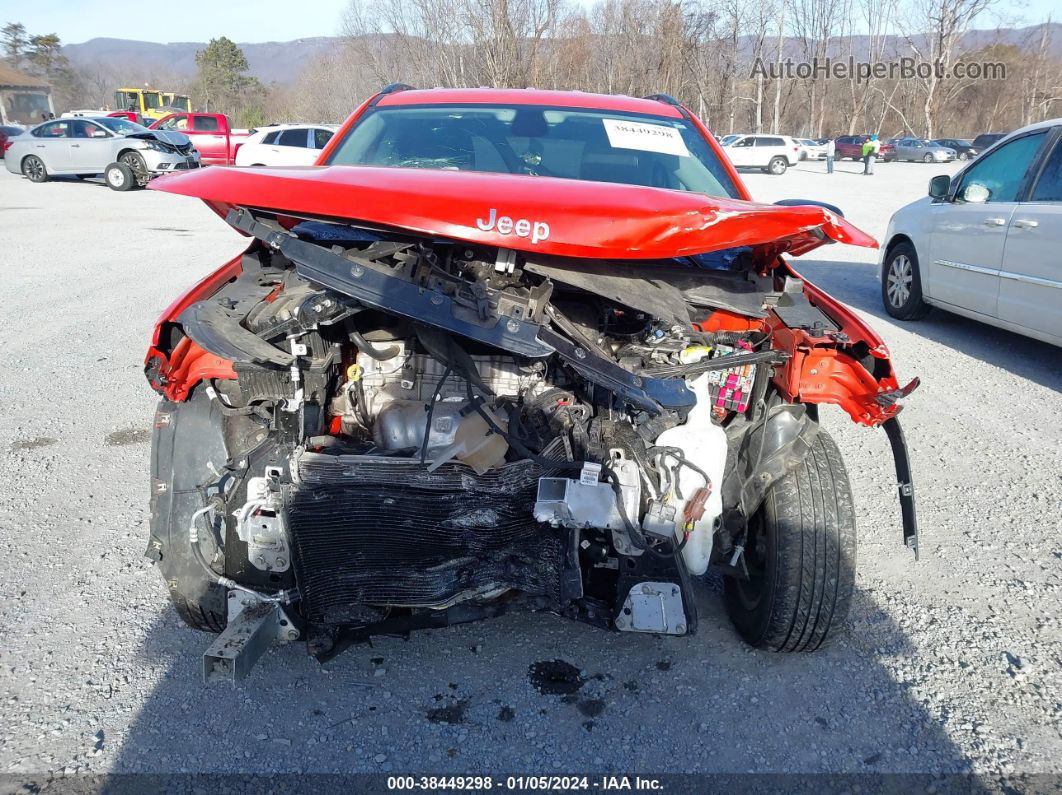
[
  {"left": 61, "top": 23, "right": 1061, "bottom": 85},
  {"left": 61, "top": 37, "right": 341, "bottom": 84}
]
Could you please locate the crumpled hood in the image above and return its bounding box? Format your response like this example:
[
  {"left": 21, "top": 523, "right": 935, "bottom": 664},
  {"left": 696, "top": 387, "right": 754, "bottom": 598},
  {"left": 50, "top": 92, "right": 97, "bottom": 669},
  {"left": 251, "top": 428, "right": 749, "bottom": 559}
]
[
  {"left": 150, "top": 165, "right": 877, "bottom": 259},
  {"left": 129, "top": 130, "right": 190, "bottom": 147}
]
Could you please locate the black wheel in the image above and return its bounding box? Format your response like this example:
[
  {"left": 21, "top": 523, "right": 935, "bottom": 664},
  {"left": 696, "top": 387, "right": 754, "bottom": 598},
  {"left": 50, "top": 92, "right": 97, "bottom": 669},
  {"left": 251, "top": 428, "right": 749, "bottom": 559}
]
[
  {"left": 21, "top": 155, "right": 47, "bottom": 182},
  {"left": 148, "top": 391, "right": 230, "bottom": 632},
  {"left": 882, "top": 240, "right": 931, "bottom": 320},
  {"left": 724, "top": 429, "right": 855, "bottom": 651},
  {"left": 767, "top": 156, "right": 787, "bottom": 175},
  {"left": 119, "top": 151, "right": 149, "bottom": 185},
  {"left": 105, "top": 162, "right": 137, "bottom": 191}
]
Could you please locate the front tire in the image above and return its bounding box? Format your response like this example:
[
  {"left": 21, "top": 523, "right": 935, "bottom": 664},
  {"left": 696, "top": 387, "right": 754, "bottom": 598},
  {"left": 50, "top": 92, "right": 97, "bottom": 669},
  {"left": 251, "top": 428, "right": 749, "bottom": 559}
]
[
  {"left": 105, "top": 162, "right": 137, "bottom": 191},
  {"left": 148, "top": 392, "right": 229, "bottom": 632},
  {"left": 767, "top": 156, "right": 787, "bottom": 175},
  {"left": 882, "top": 240, "right": 931, "bottom": 320},
  {"left": 724, "top": 430, "right": 855, "bottom": 652},
  {"left": 119, "top": 151, "right": 149, "bottom": 186},
  {"left": 22, "top": 155, "right": 47, "bottom": 182}
]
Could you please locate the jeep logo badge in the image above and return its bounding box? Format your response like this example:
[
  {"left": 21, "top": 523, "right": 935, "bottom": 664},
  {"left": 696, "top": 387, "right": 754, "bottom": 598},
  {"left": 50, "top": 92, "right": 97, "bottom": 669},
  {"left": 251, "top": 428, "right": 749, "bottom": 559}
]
[{"left": 475, "top": 208, "right": 550, "bottom": 244}]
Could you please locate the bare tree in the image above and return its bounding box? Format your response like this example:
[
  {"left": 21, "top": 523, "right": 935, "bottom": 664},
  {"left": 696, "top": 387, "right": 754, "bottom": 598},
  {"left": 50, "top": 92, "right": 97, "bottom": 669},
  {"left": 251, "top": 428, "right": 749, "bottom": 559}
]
[
  {"left": 790, "top": 0, "right": 845, "bottom": 135},
  {"left": 1020, "top": 20, "right": 1061, "bottom": 125},
  {"left": 897, "top": 0, "right": 993, "bottom": 137}
]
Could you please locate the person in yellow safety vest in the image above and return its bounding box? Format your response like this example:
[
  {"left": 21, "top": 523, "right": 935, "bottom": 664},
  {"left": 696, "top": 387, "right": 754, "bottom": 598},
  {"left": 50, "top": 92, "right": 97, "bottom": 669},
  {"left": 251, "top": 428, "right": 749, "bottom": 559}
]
[{"left": 862, "top": 134, "right": 881, "bottom": 175}]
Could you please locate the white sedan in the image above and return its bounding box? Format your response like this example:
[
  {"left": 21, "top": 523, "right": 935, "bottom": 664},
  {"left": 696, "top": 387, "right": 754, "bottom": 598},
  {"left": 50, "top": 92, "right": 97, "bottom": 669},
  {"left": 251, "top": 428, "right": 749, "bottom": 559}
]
[
  {"left": 797, "top": 138, "right": 828, "bottom": 160},
  {"left": 879, "top": 118, "right": 1061, "bottom": 346},
  {"left": 235, "top": 124, "right": 338, "bottom": 167}
]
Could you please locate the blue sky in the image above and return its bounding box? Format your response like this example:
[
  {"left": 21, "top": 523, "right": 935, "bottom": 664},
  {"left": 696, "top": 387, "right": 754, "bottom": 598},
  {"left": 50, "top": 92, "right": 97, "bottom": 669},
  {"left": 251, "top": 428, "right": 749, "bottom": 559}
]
[
  {"left": 5, "top": 0, "right": 1057, "bottom": 45},
  {"left": 6, "top": 0, "right": 352, "bottom": 43}
]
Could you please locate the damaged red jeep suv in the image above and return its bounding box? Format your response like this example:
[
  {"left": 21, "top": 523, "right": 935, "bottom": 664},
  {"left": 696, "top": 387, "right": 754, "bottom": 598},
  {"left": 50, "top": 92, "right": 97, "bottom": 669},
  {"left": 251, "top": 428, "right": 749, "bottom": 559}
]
[{"left": 143, "top": 86, "right": 918, "bottom": 680}]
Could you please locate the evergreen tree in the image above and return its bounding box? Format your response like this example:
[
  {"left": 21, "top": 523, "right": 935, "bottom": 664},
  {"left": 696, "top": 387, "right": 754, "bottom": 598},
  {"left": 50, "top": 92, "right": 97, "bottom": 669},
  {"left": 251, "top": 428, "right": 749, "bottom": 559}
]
[
  {"left": 1, "top": 22, "right": 29, "bottom": 65},
  {"left": 195, "top": 36, "right": 261, "bottom": 116}
]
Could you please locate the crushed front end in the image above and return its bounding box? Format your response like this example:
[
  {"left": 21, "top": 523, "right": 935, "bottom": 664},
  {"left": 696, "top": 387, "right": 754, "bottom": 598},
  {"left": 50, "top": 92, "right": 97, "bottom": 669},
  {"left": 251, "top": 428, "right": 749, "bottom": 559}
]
[{"left": 142, "top": 167, "right": 917, "bottom": 681}]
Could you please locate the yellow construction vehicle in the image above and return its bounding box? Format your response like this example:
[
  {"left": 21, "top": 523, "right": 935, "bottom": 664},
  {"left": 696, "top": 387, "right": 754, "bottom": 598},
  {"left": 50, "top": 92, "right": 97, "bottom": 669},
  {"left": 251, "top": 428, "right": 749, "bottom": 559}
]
[
  {"left": 162, "top": 92, "right": 192, "bottom": 112},
  {"left": 113, "top": 88, "right": 192, "bottom": 121}
]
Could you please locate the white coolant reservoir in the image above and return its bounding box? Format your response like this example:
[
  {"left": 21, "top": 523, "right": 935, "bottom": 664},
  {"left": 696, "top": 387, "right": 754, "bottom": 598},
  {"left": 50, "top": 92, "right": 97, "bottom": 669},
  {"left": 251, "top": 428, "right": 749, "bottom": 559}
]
[{"left": 652, "top": 374, "right": 728, "bottom": 576}]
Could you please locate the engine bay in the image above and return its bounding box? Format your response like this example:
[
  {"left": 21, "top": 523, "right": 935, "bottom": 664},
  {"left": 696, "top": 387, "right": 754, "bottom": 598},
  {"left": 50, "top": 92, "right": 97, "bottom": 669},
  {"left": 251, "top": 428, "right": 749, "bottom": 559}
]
[{"left": 143, "top": 205, "right": 915, "bottom": 669}]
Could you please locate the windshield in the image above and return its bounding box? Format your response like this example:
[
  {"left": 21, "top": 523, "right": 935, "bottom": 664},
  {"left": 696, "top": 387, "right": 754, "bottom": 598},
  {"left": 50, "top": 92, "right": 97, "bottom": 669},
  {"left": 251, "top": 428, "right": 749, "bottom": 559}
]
[
  {"left": 142, "top": 92, "right": 162, "bottom": 110},
  {"left": 96, "top": 117, "right": 149, "bottom": 135},
  {"left": 167, "top": 95, "right": 191, "bottom": 112},
  {"left": 325, "top": 105, "right": 739, "bottom": 199},
  {"left": 719, "top": 134, "right": 740, "bottom": 146}
]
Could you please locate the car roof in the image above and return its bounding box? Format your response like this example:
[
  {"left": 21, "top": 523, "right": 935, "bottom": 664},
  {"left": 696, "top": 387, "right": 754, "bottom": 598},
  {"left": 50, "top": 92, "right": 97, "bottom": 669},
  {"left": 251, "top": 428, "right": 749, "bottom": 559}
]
[
  {"left": 992, "top": 119, "right": 1060, "bottom": 140},
  {"left": 258, "top": 122, "right": 339, "bottom": 129},
  {"left": 33, "top": 116, "right": 112, "bottom": 127},
  {"left": 972, "top": 120, "right": 1057, "bottom": 151},
  {"left": 375, "top": 87, "right": 685, "bottom": 119}
]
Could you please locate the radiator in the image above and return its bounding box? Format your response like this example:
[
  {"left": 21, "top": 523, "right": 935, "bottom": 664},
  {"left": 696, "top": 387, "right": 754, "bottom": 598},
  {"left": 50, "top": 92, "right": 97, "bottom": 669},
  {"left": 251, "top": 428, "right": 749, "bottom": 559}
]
[{"left": 286, "top": 442, "right": 570, "bottom": 623}]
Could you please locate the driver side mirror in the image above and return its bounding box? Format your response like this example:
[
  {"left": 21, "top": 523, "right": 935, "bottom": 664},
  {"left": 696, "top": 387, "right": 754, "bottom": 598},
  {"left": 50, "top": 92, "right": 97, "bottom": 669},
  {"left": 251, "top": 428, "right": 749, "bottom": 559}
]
[{"left": 928, "top": 174, "right": 951, "bottom": 199}]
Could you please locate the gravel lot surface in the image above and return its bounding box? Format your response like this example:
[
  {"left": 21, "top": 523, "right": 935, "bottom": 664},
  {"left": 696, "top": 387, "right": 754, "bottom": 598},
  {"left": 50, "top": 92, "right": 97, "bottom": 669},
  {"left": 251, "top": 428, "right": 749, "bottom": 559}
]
[{"left": 0, "top": 159, "right": 1059, "bottom": 779}]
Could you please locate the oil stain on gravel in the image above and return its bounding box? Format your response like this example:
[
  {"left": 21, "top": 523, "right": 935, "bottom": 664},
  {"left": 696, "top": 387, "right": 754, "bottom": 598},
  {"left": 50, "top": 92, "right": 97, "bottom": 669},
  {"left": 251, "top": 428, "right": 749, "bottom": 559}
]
[
  {"left": 10, "top": 436, "right": 56, "bottom": 452},
  {"left": 576, "top": 698, "right": 605, "bottom": 718},
  {"left": 528, "top": 660, "right": 584, "bottom": 695},
  {"left": 426, "top": 700, "right": 468, "bottom": 724},
  {"left": 106, "top": 429, "right": 151, "bottom": 446}
]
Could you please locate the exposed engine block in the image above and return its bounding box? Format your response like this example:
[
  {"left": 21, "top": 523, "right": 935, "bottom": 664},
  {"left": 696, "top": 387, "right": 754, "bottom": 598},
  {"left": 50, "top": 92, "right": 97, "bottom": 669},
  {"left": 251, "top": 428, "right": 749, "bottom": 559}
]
[{"left": 354, "top": 341, "right": 547, "bottom": 415}]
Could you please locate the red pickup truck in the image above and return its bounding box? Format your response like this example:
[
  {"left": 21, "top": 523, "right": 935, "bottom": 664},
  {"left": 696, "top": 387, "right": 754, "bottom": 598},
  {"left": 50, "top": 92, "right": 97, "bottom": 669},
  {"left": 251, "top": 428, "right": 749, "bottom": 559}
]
[{"left": 148, "top": 113, "right": 250, "bottom": 165}]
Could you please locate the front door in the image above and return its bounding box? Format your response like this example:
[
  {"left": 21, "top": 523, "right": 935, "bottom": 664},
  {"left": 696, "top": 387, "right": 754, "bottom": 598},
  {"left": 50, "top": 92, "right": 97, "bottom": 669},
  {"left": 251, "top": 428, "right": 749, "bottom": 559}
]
[
  {"left": 726, "top": 136, "right": 756, "bottom": 167},
  {"left": 191, "top": 115, "right": 227, "bottom": 164},
  {"left": 66, "top": 120, "right": 113, "bottom": 172},
  {"left": 926, "top": 130, "right": 1049, "bottom": 317},
  {"left": 998, "top": 131, "right": 1062, "bottom": 341}
]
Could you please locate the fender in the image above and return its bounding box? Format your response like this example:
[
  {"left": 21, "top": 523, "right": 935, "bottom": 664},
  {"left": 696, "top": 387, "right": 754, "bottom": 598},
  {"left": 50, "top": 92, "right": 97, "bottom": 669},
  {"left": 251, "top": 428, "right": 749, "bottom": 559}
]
[
  {"left": 144, "top": 252, "right": 244, "bottom": 401},
  {"left": 769, "top": 261, "right": 918, "bottom": 428}
]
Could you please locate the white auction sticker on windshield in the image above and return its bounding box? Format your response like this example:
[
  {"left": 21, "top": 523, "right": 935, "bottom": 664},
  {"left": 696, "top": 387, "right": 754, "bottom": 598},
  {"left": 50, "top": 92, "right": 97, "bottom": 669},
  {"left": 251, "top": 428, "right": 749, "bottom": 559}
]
[{"left": 602, "top": 118, "right": 690, "bottom": 157}]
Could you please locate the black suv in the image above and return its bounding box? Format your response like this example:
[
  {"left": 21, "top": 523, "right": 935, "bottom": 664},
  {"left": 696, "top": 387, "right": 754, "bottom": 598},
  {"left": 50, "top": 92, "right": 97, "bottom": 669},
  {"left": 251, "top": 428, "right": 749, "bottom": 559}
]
[
  {"left": 971, "top": 133, "right": 1007, "bottom": 154},
  {"left": 931, "top": 138, "right": 976, "bottom": 161}
]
